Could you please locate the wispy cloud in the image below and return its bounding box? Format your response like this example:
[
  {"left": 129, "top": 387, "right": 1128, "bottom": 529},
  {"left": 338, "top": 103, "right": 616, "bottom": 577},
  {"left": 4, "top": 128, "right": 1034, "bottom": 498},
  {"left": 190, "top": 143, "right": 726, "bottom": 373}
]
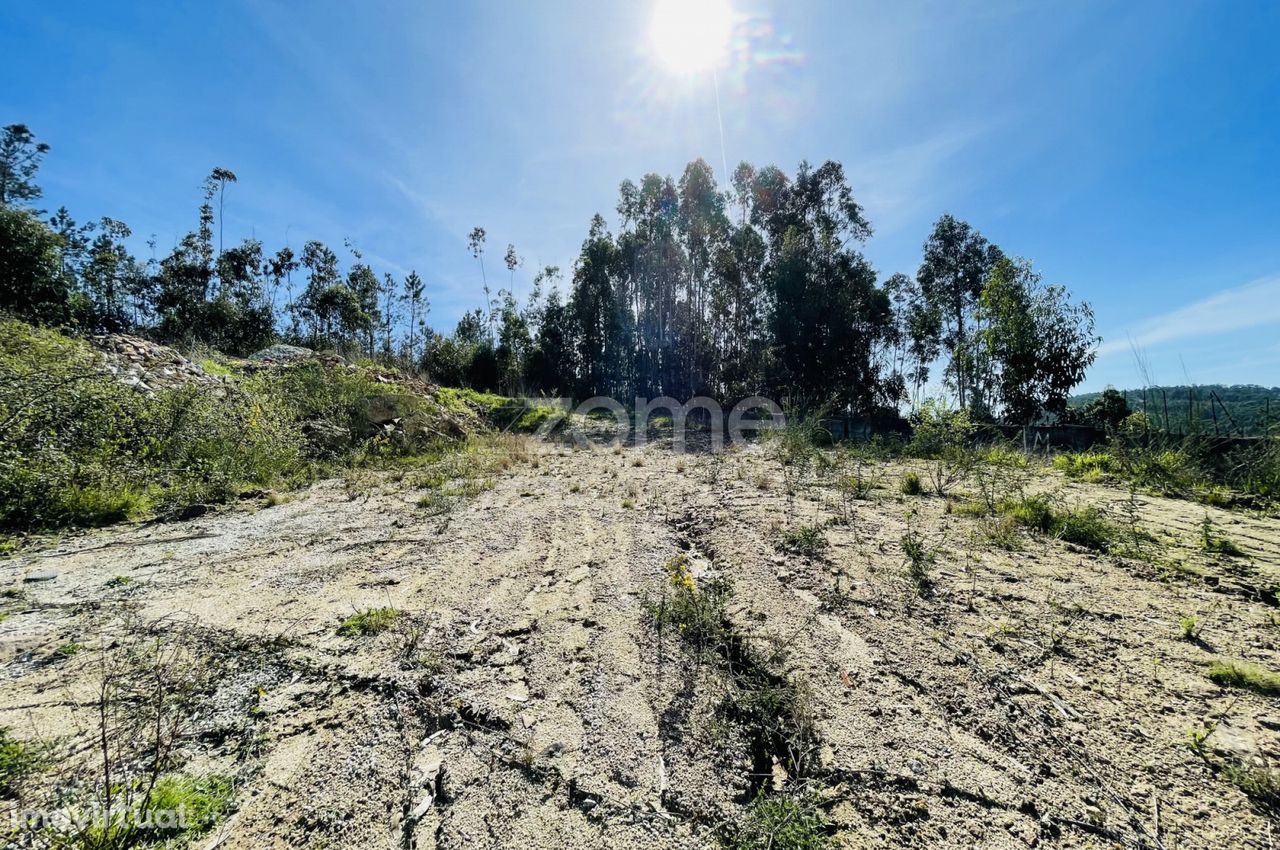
[{"left": 1097, "top": 275, "right": 1280, "bottom": 357}]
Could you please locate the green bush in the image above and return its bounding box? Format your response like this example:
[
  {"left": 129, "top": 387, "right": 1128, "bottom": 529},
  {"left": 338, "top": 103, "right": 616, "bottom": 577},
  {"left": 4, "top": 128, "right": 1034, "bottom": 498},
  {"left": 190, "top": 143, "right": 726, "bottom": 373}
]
[
  {"left": 998, "top": 494, "right": 1117, "bottom": 552},
  {"left": 0, "top": 319, "right": 485, "bottom": 534}
]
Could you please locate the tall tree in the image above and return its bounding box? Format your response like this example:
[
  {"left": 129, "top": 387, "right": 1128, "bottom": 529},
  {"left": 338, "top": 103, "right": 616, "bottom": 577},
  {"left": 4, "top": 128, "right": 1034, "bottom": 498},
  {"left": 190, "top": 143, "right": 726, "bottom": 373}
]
[
  {"left": 208, "top": 167, "right": 237, "bottom": 257},
  {"left": 0, "top": 125, "right": 50, "bottom": 208},
  {"left": 401, "top": 271, "right": 427, "bottom": 362},
  {"left": 468, "top": 227, "right": 492, "bottom": 342},
  {"left": 917, "top": 214, "right": 1003, "bottom": 411},
  {"left": 977, "top": 257, "right": 1098, "bottom": 435}
]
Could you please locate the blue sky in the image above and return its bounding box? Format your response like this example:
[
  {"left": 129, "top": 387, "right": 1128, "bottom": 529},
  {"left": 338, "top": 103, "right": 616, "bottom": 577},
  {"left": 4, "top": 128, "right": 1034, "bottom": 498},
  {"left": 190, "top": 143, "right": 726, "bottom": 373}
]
[{"left": 3, "top": 0, "right": 1278, "bottom": 392}]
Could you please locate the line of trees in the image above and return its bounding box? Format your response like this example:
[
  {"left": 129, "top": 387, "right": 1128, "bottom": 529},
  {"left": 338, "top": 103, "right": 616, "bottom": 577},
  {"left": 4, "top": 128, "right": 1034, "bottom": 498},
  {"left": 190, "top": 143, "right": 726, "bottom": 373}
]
[{"left": 0, "top": 123, "right": 1098, "bottom": 424}]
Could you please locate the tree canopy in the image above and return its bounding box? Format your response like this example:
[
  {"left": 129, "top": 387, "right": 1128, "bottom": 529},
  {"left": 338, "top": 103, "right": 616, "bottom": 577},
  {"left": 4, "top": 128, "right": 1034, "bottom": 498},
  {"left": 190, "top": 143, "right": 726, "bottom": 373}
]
[{"left": 0, "top": 123, "right": 1101, "bottom": 422}]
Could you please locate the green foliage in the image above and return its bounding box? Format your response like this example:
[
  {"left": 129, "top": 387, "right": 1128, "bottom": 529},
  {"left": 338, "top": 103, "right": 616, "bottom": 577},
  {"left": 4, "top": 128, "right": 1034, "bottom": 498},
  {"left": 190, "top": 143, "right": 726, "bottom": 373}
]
[
  {"left": 907, "top": 400, "right": 976, "bottom": 495},
  {"left": 899, "top": 470, "right": 923, "bottom": 495},
  {"left": 1069, "top": 385, "right": 1280, "bottom": 438},
  {"left": 976, "top": 256, "right": 1097, "bottom": 425},
  {"left": 997, "top": 495, "right": 1117, "bottom": 552},
  {"left": 1, "top": 320, "right": 509, "bottom": 534},
  {"left": 1200, "top": 514, "right": 1245, "bottom": 557},
  {"left": 1053, "top": 451, "right": 1114, "bottom": 482},
  {"left": 734, "top": 794, "right": 827, "bottom": 850},
  {"left": 0, "top": 727, "right": 47, "bottom": 797},
  {"left": 337, "top": 607, "right": 401, "bottom": 637},
  {"left": 73, "top": 773, "right": 235, "bottom": 849},
  {"left": 1222, "top": 763, "right": 1280, "bottom": 810},
  {"left": 647, "top": 555, "right": 733, "bottom": 657},
  {"left": 0, "top": 320, "right": 302, "bottom": 530},
  {"left": 0, "top": 206, "right": 71, "bottom": 324},
  {"left": 1207, "top": 660, "right": 1280, "bottom": 695},
  {"left": 778, "top": 524, "right": 828, "bottom": 558},
  {"left": 900, "top": 517, "right": 935, "bottom": 596}
]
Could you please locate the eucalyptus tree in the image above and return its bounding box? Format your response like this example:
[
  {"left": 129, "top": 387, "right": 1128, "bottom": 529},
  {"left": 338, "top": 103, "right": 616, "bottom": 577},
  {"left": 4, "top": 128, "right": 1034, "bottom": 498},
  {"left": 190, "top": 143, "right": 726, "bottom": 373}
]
[
  {"left": 977, "top": 257, "right": 1098, "bottom": 437},
  {"left": 917, "top": 214, "right": 1003, "bottom": 411},
  {"left": 208, "top": 167, "right": 237, "bottom": 256},
  {"left": 468, "top": 226, "right": 492, "bottom": 341}
]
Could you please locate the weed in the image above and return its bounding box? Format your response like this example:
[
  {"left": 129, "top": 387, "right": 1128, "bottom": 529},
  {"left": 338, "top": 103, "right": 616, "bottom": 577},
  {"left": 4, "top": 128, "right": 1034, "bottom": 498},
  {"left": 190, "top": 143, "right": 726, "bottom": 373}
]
[
  {"left": 1222, "top": 763, "right": 1280, "bottom": 809},
  {"left": 1185, "top": 721, "right": 1217, "bottom": 757},
  {"left": 998, "top": 495, "right": 1118, "bottom": 552},
  {"left": 0, "top": 727, "right": 48, "bottom": 797},
  {"left": 1207, "top": 660, "right": 1280, "bottom": 695},
  {"left": 647, "top": 554, "right": 732, "bottom": 657},
  {"left": 733, "top": 793, "right": 827, "bottom": 850},
  {"left": 900, "top": 471, "right": 923, "bottom": 496},
  {"left": 980, "top": 514, "right": 1022, "bottom": 551},
  {"left": 1181, "top": 616, "right": 1203, "bottom": 641},
  {"left": 621, "top": 498, "right": 635, "bottom": 509},
  {"left": 778, "top": 524, "right": 828, "bottom": 558},
  {"left": 901, "top": 513, "right": 935, "bottom": 596},
  {"left": 1200, "top": 514, "right": 1245, "bottom": 557},
  {"left": 337, "top": 607, "right": 401, "bottom": 637},
  {"left": 54, "top": 642, "right": 84, "bottom": 658},
  {"left": 106, "top": 575, "right": 134, "bottom": 588}
]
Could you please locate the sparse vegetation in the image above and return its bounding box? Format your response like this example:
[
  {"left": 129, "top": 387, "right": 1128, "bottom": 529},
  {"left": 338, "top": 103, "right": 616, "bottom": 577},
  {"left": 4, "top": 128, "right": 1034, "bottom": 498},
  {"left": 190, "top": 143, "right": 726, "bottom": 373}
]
[
  {"left": 337, "top": 607, "right": 401, "bottom": 636},
  {"left": 1201, "top": 514, "right": 1245, "bottom": 557},
  {"left": 900, "top": 513, "right": 936, "bottom": 596},
  {"left": 778, "top": 524, "right": 828, "bottom": 558},
  {"left": 0, "top": 727, "right": 47, "bottom": 797},
  {"left": 899, "top": 470, "right": 923, "bottom": 496},
  {"left": 1207, "top": 660, "right": 1280, "bottom": 695},
  {"left": 734, "top": 793, "right": 827, "bottom": 850},
  {"left": 997, "top": 494, "right": 1118, "bottom": 552}
]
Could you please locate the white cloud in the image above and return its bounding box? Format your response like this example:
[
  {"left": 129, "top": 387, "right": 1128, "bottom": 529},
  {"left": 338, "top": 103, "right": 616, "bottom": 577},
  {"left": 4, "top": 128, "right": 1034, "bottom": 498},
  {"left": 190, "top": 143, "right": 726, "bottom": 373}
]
[{"left": 1097, "top": 275, "right": 1280, "bottom": 357}]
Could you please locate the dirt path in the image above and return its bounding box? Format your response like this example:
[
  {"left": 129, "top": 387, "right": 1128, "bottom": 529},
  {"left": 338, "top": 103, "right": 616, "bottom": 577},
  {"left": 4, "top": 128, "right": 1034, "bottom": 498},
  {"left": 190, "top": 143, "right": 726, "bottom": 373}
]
[{"left": 3, "top": 437, "right": 1279, "bottom": 849}]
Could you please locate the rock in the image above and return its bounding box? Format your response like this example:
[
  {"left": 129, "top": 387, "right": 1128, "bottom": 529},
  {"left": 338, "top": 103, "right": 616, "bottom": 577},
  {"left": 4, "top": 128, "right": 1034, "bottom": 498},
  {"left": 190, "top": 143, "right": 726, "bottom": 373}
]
[
  {"left": 248, "top": 344, "right": 314, "bottom": 363},
  {"left": 23, "top": 569, "right": 58, "bottom": 583}
]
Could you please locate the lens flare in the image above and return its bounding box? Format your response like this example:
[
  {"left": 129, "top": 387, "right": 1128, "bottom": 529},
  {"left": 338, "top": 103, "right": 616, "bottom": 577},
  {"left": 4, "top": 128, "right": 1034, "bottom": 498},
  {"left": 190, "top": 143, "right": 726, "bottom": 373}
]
[{"left": 649, "top": 0, "right": 732, "bottom": 74}]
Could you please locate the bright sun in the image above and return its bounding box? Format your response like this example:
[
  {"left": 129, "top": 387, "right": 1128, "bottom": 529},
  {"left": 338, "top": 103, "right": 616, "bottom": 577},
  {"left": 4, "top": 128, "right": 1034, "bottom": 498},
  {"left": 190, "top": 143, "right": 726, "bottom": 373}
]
[{"left": 649, "top": 0, "right": 732, "bottom": 74}]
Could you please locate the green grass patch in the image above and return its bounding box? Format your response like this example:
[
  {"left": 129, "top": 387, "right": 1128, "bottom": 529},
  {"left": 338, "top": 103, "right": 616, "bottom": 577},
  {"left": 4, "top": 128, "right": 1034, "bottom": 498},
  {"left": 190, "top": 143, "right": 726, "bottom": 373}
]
[
  {"left": 997, "top": 495, "right": 1118, "bottom": 552},
  {"left": 1207, "top": 660, "right": 1280, "bottom": 695},
  {"left": 734, "top": 793, "right": 827, "bottom": 850},
  {"left": 337, "top": 607, "right": 401, "bottom": 637}
]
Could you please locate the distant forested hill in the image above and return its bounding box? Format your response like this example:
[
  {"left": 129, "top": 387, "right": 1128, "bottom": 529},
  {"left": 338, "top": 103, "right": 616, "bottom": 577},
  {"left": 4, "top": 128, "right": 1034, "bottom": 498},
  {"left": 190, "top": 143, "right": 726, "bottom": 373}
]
[{"left": 1069, "top": 385, "right": 1280, "bottom": 436}]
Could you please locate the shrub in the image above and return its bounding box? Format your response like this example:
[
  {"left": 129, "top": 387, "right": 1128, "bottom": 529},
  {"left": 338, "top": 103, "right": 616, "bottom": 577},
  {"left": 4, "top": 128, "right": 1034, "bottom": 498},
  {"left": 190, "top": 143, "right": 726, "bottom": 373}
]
[
  {"left": 907, "top": 401, "right": 975, "bottom": 496},
  {"left": 0, "top": 726, "right": 47, "bottom": 797},
  {"left": 998, "top": 495, "right": 1117, "bottom": 552},
  {"left": 900, "top": 471, "right": 923, "bottom": 495},
  {"left": 778, "top": 524, "right": 828, "bottom": 558}
]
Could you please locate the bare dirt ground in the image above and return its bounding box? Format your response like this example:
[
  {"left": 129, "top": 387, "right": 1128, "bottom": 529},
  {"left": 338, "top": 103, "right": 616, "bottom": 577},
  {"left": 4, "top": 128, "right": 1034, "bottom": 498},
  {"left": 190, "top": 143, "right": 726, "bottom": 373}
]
[{"left": 3, "top": 432, "right": 1280, "bottom": 849}]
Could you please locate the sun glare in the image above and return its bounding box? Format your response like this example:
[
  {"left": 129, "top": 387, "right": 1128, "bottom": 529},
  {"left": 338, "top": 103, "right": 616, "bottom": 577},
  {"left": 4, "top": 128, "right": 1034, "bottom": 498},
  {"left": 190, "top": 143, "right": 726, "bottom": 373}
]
[{"left": 649, "top": 0, "right": 732, "bottom": 75}]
